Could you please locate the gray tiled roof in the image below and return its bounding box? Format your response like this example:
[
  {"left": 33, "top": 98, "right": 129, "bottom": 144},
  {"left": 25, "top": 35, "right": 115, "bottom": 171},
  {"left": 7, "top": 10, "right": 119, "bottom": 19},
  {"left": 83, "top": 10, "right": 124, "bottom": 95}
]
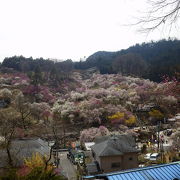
[
  {"left": 0, "top": 138, "right": 50, "bottom": 167},
  {"left": 12, "top": 138, "right": 50, "bottom": 156},
  {"left": 91, "top": 135, "right": 138, "bottom": 157}
]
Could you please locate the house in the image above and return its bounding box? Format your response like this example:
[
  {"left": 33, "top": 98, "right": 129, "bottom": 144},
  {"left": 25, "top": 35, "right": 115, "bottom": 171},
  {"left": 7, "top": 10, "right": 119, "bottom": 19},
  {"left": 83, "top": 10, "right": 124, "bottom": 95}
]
[
  {"left": 90, "top": 135, "right": 139, "bottom": 173},
  {"left": 0, "top": 138, "right": 50, "bottom": 168},
  {"left": 84, "top": 161, "right": 180, "bottom": 180}
]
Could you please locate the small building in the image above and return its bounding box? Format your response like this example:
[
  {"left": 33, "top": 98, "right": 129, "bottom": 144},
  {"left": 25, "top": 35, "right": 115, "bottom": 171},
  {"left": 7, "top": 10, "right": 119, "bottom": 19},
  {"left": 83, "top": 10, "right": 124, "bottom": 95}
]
[
  {"left": 0, "top": 138, "right": 50, "bottom": 168},
  {"left": 90, "top": 135, "right": 139, "bottom": 173},
  {"left": 83, "top": 161, "right": 180, "bottom": 180}
]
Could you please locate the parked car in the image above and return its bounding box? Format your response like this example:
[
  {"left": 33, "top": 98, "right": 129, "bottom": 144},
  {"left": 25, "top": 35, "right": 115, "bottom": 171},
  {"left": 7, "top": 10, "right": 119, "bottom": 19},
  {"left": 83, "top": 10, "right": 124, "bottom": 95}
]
[
  {"left": 144, "top": 153, "right": 152, "bottom": 160},
  {"left": 150, "top": 153, "right": 159, "bottom": 161},
  {"left": 67, "top": 149, "right": 85, "bottom": 165}
]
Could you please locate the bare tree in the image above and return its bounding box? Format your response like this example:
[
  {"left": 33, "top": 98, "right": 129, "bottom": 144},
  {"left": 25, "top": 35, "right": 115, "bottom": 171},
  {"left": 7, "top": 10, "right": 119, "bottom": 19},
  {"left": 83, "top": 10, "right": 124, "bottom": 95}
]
[
  {"left": 0, "top": 108, "right": 19, "bottom": 167},
  {"left": 136, "top": 0, "right": 180, "bottom": 33},
  {"left": 14, "top": 92, "right": 31, "bottom": 129}
]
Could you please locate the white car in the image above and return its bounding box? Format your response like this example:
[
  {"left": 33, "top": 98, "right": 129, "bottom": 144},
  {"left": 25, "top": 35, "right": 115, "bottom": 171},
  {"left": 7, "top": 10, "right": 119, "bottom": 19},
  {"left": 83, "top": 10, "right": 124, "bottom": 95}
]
[
  {"left": 150, "top": 153, "right": 159, "bottom": 161},
  {"left": 144, "top": 153, "right": 152, "bottom": 160}
]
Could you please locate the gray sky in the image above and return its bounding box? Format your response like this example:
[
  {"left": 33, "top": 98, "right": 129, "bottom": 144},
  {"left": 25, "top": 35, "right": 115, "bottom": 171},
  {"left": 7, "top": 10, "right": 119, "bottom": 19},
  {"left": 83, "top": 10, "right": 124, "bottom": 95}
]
[{"left": 0, "top": 0, "right": 179, "bottom": 62}]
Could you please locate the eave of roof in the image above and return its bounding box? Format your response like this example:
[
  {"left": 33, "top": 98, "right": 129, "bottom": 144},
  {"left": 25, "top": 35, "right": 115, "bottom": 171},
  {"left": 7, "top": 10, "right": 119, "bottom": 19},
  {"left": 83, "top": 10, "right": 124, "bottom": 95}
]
[{"left": 83, "top": 161, "right": 180, "bottom": 180}]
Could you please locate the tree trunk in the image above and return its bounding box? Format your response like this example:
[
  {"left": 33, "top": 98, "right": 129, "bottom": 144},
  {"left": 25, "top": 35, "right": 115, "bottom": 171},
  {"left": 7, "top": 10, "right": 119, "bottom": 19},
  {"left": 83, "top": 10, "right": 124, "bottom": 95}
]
[
  {"left": 63, "top": 123, "right": 66, "bottom": 148},
  {"left": 22, "top": 116, "right": 26, "bottom": 129},
  {"left": 6, "top": 145, "right": 13, "bottom": 167}
]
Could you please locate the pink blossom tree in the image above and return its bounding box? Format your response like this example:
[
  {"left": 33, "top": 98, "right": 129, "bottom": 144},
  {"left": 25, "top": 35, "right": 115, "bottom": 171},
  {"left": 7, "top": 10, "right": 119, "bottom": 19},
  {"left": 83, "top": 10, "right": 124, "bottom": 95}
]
[{"left": 80, "top": 126, "right": 109, "bottom": 143}]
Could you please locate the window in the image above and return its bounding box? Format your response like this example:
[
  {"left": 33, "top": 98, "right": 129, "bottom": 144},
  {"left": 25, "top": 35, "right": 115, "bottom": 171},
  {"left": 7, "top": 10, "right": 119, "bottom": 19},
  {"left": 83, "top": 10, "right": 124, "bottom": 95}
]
[
  {"left": 129, "top": 157, "right": 133, "bottom": 160},
  {"left": 111, "top": 162, "right": 121, "bottom": 168}
]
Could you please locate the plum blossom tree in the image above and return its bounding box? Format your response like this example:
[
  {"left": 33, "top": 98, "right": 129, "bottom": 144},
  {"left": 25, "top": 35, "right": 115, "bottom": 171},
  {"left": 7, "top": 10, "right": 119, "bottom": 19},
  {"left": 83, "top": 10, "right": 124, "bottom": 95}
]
[
  {"left": 161, "top": 76, "right": 180, "bottom": 98},
  {"left": 30, "top": 102, "right": 51, "bottom": 123},
  {"left": 23, "top": 85, "right": 55, "bottom": 103},
  {"left": 79, "top": 126, "right": 109, "bottom": 143},
  {"left": 108, "top": 111, "right": 136, "bottom": 126},
  {"left": 51, "top": 72, "right": 178, "bottom": 128},
  {"left": 0, "top": 88, "right": 12, "bottom": 99},
  {"left": 11, "top": 73, "right": 30, "bottom": 86}
]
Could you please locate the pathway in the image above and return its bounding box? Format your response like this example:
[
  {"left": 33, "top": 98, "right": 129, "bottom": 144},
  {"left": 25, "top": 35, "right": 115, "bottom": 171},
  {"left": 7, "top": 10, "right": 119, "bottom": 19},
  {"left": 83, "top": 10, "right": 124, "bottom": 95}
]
[{"left": 59, "top": 152, "right": 77, "bottom": 180}]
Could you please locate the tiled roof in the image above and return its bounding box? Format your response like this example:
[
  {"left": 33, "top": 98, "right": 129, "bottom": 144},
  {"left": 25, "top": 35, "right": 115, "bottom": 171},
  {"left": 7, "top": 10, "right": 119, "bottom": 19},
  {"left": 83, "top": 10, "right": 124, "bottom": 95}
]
[
  {"left": 0, "top": 138, "right": 50, "bottom": 167},
  {"left": 91, "top": 135, "right": 138, "bottom": 157},
  {"left": 84, "top": 162, "right": 180, "bottom": 180}
]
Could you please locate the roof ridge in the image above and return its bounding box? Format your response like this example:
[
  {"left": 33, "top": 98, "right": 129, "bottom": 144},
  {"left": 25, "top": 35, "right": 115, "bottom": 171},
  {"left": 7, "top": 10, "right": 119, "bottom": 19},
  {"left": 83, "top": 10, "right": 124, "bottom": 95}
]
[
  {"left": 95, "top": 140, "right": 108, "bottom": 156},
  {"left": 100, "top": 145, "right": 120, "bottom": 156}
]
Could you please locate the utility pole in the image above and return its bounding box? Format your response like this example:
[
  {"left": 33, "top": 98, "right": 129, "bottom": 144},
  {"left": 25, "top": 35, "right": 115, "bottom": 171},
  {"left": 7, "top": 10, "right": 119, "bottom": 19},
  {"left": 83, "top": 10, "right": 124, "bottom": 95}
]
[
  {"left": 159, "top": 128, "right": 164, "bottom": 163},
  {"left": 157, "top": 122, "right": 160, "bottom": 151},
  {"left": 160, "top": 139, "right": 164, "bottom": 163}
]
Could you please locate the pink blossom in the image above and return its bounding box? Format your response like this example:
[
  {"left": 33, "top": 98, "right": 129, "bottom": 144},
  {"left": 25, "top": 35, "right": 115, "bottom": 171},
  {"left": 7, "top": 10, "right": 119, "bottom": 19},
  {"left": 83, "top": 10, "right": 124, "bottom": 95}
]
[{"left": 17, "top": 165, "right": 31, "bottom": 177}]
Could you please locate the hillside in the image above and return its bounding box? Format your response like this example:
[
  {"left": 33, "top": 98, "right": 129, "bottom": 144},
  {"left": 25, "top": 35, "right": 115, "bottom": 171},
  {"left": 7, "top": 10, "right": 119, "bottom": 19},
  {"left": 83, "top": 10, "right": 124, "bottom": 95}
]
[
  {"left": 0, "top": 70, "right": 179, "bottom": 130},
  {"left": 74, "top": 39, "right": 180, "bottom": 82},
  {"left": 1, "top": 39, "right": 180, "bottom": 82},
  {"left": 0, "top": 67, "right": 179, "bottom": 178}
]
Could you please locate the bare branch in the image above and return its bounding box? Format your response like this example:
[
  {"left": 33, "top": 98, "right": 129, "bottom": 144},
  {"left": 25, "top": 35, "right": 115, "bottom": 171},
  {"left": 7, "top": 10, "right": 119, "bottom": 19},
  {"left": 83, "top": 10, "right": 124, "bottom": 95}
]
[{"left": 135, "top": 0, "right": 180, "bottom": 33}]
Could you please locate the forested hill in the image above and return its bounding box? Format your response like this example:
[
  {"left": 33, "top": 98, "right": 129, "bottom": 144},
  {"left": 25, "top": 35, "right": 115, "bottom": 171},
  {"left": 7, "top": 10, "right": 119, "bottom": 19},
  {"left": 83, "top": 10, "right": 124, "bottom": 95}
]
[
  {"left": 1, "top": 39, "right": 180, "bottom": 82},
  {"left": 74, "top": 39, "right": 180, "bottom": 82}
]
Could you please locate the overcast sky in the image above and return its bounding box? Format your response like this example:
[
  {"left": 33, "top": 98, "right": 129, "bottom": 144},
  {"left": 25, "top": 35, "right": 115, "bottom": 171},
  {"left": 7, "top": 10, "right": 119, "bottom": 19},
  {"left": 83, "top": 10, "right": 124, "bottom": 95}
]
[{"left": 0, "top": 0, "right": 179, "bottom": 62}]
